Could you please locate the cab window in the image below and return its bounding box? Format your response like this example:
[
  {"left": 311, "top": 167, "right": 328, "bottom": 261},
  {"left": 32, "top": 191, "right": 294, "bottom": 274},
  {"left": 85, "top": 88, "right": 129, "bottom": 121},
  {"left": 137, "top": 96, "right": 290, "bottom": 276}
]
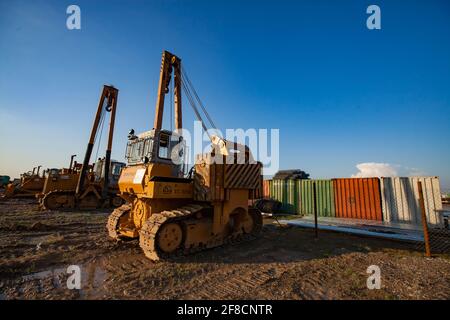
[{"left": 158, "top": 133, "right": 170, "bottom": 159}]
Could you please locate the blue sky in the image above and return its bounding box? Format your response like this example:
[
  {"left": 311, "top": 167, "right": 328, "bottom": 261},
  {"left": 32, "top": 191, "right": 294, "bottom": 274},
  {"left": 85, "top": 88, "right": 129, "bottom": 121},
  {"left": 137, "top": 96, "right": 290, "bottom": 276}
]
[{"left": 0, "top": 0, "right": 449, "bottom": 189}]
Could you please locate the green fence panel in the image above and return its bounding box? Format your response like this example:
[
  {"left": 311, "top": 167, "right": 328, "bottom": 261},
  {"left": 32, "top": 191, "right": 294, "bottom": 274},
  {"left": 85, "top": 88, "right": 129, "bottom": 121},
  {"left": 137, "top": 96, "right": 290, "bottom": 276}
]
[
  {"left": 270, "top": 179, "right": 300, "bottom": 214},
  {"left": 300, "top": 179, "right": 335, "bottom": 217}
]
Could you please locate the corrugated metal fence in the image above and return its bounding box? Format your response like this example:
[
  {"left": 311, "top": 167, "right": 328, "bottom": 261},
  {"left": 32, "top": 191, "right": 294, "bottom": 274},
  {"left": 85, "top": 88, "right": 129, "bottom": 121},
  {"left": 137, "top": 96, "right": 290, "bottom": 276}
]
[
  {"left": 300, "top": 180, "right": 335, "bottom": 217},
  {"left": 270, "top": 179, "right": 300, "bottom": 214},
  {"left": 380, "top": 177, "right": 442, "bottom": 225},
  {"left": 333, "top": 178, "right": 383, "bottom": 221},
  {"left": 262, "top": 180, "right": 271, "bottom": 198},
  {"left": 265, "top": 176, "right": 443, "bottom": 226}
]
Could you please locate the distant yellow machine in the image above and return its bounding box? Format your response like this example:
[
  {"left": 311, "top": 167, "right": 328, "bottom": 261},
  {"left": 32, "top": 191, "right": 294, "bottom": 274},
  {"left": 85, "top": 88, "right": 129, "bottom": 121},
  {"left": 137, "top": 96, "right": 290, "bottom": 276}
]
[
  {"left": 107, "top": 51, "right": 263, "bottom": 260},
  {"left": 4, "top": 166, "right": 45, "bottom": 198},
  {"left": 37, "top": 85, "right": 126, "bottom": 210},
  {"left": 37, "top": 154, "right": 125, "bottom": 210}
]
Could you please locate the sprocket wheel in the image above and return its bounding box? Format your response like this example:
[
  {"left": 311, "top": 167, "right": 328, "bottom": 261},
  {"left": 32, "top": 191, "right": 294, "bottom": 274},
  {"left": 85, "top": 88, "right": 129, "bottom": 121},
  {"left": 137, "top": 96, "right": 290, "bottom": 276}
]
[
  {"left": 156, "top": 222, "right": 183, "bottom": 253},
  {"left": 42, "top": 192, "right": 66, "bottom": 210}
]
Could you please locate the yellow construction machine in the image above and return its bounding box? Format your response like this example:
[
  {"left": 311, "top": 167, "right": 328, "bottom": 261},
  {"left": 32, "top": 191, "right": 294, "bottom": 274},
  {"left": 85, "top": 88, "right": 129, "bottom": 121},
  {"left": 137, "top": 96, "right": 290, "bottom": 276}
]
[
  {"left": 37, "top": 154, "right": 124, "bottom": 209},
  {"left": 4, "top": 166, "right": 45, "bottom": 198},
  {"left": 38, "top": 85, "right": 126, "bottom": 210},
  {"left": 36, "top": 155, "right": 81, "bottom": 203},
  {"left": 107, "top": 51, "right": 263, "bottom": 260}
]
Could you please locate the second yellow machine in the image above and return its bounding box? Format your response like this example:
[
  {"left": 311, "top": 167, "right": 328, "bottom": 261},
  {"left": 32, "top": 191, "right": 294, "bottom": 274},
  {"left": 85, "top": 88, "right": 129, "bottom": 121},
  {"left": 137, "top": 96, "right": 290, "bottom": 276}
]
[
  {"left": 38, "top": 85, "right": 125, "bottom": 210},
  {"left": 107, "top": 51, "right": 263, "bottom": 260}
]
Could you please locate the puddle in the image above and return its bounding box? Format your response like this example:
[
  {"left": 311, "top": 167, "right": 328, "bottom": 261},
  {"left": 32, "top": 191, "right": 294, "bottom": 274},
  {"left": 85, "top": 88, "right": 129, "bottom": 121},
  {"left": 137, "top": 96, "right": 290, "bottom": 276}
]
[
  {"left": 21, "top": 261, "right": 108, "bottom": 295},
  {"left": 83, "top": 263, "right": 107, "bottom": 289},
  {"left": 23, "top": 268, "right": 66, "bottom": 281},
  {"left": 20, "top": 234, "right": 60, "bottom": 247}
]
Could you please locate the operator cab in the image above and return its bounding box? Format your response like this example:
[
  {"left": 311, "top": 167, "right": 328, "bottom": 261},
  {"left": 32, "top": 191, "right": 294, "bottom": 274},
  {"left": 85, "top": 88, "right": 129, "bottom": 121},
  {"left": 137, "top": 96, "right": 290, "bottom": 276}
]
[
  {"left": 93, "top": 158, "right": 126, "bottom": 185},
  {"left": 125, "top": 129, "right": 186, "bottom": 173},
  {"left": 46, "top": 168, "right": 60, "bottom": 177}
]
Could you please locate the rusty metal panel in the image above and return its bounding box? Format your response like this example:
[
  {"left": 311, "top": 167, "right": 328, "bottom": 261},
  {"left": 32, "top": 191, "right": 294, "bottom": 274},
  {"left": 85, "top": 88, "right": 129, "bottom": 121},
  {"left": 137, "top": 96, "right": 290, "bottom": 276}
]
[
  {"left": 380, "top": 177, "right": 443, "bottom": 225},
  {"left": 263, "top": 180, "right": 271, "bottom": 198},
  {"left": 333, "top": 178, "right": 382, "bottom": 221}
]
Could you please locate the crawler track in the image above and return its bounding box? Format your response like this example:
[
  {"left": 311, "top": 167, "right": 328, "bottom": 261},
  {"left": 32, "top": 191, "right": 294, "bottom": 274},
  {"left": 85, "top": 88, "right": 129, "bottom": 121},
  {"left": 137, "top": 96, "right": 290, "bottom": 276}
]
[
  {"left": 139, "top": 204, "right": 263, "bottom": 261},
  {"left": 41, "top": 190, "right": 121, "bottom": 211},
  {"left": 107, "top": 203, "right": 132, "bottom": 239},
  {"left": 139, "top": 204, "right": 205, "bottom": 261},
  {"left": 40, "top": 190, "right": 73, "bottom": 210}
]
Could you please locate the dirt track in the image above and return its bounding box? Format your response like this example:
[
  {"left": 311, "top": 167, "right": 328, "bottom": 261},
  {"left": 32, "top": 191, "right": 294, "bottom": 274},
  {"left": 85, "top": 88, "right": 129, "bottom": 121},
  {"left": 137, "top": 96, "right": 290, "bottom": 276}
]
[{"left": 0, "top": 198, "right": 449, "bottom": 300}]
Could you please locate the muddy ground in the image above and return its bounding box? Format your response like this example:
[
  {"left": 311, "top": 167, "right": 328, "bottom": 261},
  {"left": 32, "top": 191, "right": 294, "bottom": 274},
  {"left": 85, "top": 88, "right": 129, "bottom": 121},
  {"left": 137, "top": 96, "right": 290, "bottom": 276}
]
[{"left": 0, "top": 198, "right": 449, "bottom": 300}]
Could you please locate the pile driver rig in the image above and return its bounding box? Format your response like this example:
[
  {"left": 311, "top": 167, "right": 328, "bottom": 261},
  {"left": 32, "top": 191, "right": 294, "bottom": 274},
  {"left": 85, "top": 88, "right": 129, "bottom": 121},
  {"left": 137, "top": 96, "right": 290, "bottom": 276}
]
[
  {"left": 37, "top": 85, "right": 125, "bottom": 210},
  {"left": 107, "top": 51, "right": 263, "bottom": 260}
]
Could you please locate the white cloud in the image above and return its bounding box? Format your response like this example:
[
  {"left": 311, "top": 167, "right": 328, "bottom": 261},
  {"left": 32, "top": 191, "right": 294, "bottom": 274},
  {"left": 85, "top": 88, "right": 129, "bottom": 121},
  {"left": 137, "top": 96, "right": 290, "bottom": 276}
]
[
  {"left": 352, "top": 162, "right": 398, "bottom": 177},
  {"left": 351, "top": 162, "right": 427, "bottom": 178}
]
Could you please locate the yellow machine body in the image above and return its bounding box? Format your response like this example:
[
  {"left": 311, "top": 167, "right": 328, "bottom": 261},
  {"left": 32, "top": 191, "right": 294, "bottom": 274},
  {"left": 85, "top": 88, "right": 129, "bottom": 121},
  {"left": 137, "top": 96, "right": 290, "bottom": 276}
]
[
  {"left": 118, "top": 164, "right": 192, "bottom": 199},
  {"left": 4, "top": 168, "right": 45, "bottom": 198},
  {"left": 41, "top": 172, "right": 79, "bottom": 195}
]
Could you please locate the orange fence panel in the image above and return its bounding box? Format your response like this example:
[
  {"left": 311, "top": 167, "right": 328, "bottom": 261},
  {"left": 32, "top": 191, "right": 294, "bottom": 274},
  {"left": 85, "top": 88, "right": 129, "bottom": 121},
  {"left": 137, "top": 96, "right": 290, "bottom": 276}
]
[
  {"left": 333, "top": 178, "right": 382, "bottom": 221},
  {"left": 263, "top": 180, "right": 271, "bottom": 198}
]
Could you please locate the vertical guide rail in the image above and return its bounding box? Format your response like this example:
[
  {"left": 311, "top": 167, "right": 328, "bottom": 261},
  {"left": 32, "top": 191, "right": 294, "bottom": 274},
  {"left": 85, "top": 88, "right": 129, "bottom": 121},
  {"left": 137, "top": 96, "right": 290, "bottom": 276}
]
[
  {"left": 69, "top": 155, "right": 76, "bottom": 172},
  {"left": 418, "top": 181, "right": 431, "bottom": 257},
  {"left": 75, "top": 87, "right": 107, "bottom": 196},
  {"left": 154, "top": 52, "right": 169, "bottom": 130},
  {"left": 313, "top": 181, "right": 318, "bottom": 238},
  {"left": 76, "top": 85, "right": 118, "bottom": 198},
  {"left": 174, "top": 57, "right": 182, "bottom": 130},
  {"left": 102, "top": 87, "right": 118, "bottom": 198}
]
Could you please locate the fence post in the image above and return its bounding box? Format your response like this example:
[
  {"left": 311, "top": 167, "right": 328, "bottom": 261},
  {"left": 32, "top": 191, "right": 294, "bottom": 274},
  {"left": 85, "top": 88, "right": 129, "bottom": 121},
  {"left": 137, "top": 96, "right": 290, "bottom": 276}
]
[
  {"left": 313, "top": 181, "right": 318, "bottom": 239},
  {"left": 418, "top": 181, "right": 431, "bottom": 257}
]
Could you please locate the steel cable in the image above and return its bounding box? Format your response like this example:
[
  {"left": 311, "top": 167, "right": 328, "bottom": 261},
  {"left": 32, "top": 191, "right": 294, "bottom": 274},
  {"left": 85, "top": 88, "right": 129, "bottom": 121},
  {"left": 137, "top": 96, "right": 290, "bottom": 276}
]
[
  {"left": 181, "top": 67, "right": 217, "bottom": 129},
  {"left": 94, "top": 100, "right": 107, "bottom": 161}
]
